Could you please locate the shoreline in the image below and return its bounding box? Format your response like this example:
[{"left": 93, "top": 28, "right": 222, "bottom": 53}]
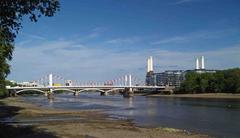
[
  {"left": 146, "top": 93, "right": 240, "bottom": 99},
  {"left": 0, "top": 97, "right": 211, "bottom": 138}
]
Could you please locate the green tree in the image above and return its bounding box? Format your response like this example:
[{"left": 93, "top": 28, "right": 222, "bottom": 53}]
[
  {"left": 178, "top": 68, "right": 240, "bottom": 94},
  {"left": 0, "top": 0, "right": 60, "bottom": 96}
]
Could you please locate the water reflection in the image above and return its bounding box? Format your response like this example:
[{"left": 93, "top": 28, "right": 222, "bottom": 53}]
[{"left": 126, "top": 97, "right": 133, "bottom": 116}]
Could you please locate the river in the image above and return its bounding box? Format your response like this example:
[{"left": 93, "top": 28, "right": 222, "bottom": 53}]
[{"left": 22, "top": 92, "right": 240, "bottom": 138}]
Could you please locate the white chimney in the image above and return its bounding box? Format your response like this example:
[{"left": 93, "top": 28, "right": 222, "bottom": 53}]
[
  {"left": 201, "top": 56, "right": 205, "bottom": 69},
  {"left": 147, "top": 56, "right": 153, "bottom": 72},
  {"left": 147, "top": 57, "right": 150, "bottom": 72},
  {"left": 150, "top": 56, "right": 153, "bottom": 71},
  {"left": 196, "top": 58, "right": 199, "bottom": 70}
]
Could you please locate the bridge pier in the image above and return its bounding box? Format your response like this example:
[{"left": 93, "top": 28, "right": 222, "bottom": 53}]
[
  {"left": 44, "top": 92, "right": 48, "bottom": 97},
  {"left": 100, "top": 91, "right": 108, "bottom": 96},
  {"left": 9, "top": 90, "right": 17, "bottom": 97},
  {"left": 74, "top": 91, "right": 79, "bottom": 96},
  {"left": 8, "top": 90, "right": 15, "bottom": 97},
  {"left": 123, "top": 88, "right": 134, "bottom": 98},
  {"left": 7, "top": 89, "right": 15, "bottom": 97},
  {"left": 47, "top": 92, "right": 54, "bottom": 99},
  {"left": 45, "top": 89, "right": 54, "bottom": 99}
]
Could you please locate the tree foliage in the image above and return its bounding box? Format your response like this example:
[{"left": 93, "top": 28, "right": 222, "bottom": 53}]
[
  {"left": 178, "top": 68, "right": 240, "bottom": 94},
  {"left": 0, "top": 0, "right": 60, "bottom": 96}
]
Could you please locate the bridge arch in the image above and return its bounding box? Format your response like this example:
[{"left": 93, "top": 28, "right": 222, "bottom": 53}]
[
  {"left": 52, "top": 89, "right": 76, "bottom": 93},
  {"left": 16, "top": 89, "right": 46, "bottom": 94},
  {"left": 79, "top": 88, "right": 106, "bottom": 93}
]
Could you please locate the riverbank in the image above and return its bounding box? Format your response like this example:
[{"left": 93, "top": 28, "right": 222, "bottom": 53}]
[
  {"left": 147, "top": 93, "right": 240, "bottom": 99},
  {"left": 0, "top": 97, "right": 210, "bottom": 138}
]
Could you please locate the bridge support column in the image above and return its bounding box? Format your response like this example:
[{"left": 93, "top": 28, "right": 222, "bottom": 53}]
[
  {"left": 74, "top": 91, "right": 79, "bottom": 96},
  {"left": 7, "top": 89, "right": 15, "bottom": 97},
  {"left": 123, "top": 88, "right": 134, "bottom": 98},
  {"left": 13, "top": 92, "right": 17, "bottom": 97},
  {"left": 100, "top": 91, "right": 108, "bottom": 96},
  {"left": 9, "top": 90, "right": 17, "bottom": 97},
  {"left": 44, "top": 92, "right": 48, "bottom": 97},
  {"left": 47, "top": 92, "right": 54, "bottom": 99},
  {"left": 45, "top": 89, "right": 54, "bottom": 99}
]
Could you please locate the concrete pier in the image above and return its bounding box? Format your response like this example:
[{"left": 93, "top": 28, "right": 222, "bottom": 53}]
[
  {"left": 47, "top": 93, "right": 54, "bottom": 99},
  {"left": 74, "top": 92, "right": 79, "bottom": 96},
  {"left": 44, "top": 92, "right": 48, "bottom": 97},
  {"left": 100, "top": 91, "right": 108, "bottom": 96},
  {"left": 123, "top": 88, "right": 134, "bottom": 98}
]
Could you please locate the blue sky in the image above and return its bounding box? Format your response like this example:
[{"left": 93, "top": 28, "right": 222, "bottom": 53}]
[{"left": 8, "top": 0, "right": 240, "bottom": 82}]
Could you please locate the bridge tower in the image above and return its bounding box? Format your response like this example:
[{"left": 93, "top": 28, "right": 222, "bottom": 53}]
[
  {"left": 129, "top": 74, "right": 132, "bottom": 87},
  {"left": 48, "top": 73, "right": 54, "bottom": 99},
  {"left": 125, "top": 75, "right": 128, "bottom": 86},
  {"left": 123, "top": 74, "right": 134, "bottom": 97},
  {"left": 49, "top": 73, "right": 53, "bottom": 86}
]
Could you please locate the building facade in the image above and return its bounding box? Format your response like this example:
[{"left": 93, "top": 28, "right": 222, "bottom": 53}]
[{"left": 155, "top": 70, "right": 185, "bottom": 87}]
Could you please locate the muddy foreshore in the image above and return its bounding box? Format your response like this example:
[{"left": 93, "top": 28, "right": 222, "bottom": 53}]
[{"left": 0, "top": 97, "right": 210, "bottom": 138}]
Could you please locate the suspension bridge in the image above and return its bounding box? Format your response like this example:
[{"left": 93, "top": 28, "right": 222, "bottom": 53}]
[{"left": 6, "top": 73, "right": 167, "bottom": 97}]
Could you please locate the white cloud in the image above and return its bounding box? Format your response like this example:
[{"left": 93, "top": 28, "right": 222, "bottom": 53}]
[
  {"left": 8, "top": 38, "right": 240, "bottom": 83},
  {"left": 175, "top": 0, "right": 203, "bottom": 4},
  {"left": 21, "top": 32, "right": 46, "bottom": 40},
  {"left": 151, "top": 36, "right": 187, "bottom": 45},
  {"left": 105, "top": 37, "right": 140, "bottom": 45},
  {"left": 151, "top": 29, "right": 236, "bottom": 45}
]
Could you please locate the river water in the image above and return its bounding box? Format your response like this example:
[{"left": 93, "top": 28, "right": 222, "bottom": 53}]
[{"left": 22, "top": 93, "right": 240, "bottom": 138}]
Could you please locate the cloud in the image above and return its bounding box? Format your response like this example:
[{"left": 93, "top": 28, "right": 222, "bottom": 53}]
[
  {"left": 151, "top": 36, "right": 187, "bottom": 45},
  {"left": 151, "top": 29, "right": 236, "bottom": 45},
  {"left": 9, "top": 39, "right": 148, "bottom": 82},
  {"left": 8, "top": 37, "right": 240, "bottom": 83},
  {"left": 21, "top": 32, "right": 46, "bottom": 40},
  {"left": 175, "top": 0, "right": 203, "bottom": 4},
  {"left": 105, "top": 37, "right": 140, "bottom": 45}
]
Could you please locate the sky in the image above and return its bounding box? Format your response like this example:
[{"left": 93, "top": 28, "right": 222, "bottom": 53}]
[{"left": 7, "top": 0, "right": 240, "bottom": 82}]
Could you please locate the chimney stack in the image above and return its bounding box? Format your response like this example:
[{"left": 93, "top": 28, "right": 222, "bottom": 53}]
[
  {"left": 196, "top": 58, "right": 199, "bottom": 70},
  {"left": 147, "top": 56, "right": 153, "bottom": 72},
  {"left": 147, "top": 57, "right": 150, "bottom": 72},
  {"left": 201, "top": 56, "right": 205, "bottom": 69}
]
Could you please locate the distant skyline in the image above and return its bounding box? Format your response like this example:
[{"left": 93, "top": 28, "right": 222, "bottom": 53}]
[{"left": 8, "top": 0, "right": 240, "bottom": 82}]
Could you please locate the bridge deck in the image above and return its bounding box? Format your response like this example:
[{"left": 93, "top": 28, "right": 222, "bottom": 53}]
[{"left": 7, "top": 85, "right": 165, "bottom": 90}]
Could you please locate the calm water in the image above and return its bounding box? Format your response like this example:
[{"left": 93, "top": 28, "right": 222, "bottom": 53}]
[{"left": 22, "top": 93, "right": 240, "bottom": 138}]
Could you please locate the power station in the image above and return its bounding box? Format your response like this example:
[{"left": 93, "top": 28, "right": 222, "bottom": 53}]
[
  {"left": 194, "top": 56, "right": 216, "bottom": 74},
  {"left": 145, "top": 56, "right": 155, "bottom": 86},
  {"left": 145, "top": 56, "right": 216, "bottom": 87}
]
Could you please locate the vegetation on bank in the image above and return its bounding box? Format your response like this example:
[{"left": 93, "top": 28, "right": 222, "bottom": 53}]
[
  {"left": 0, "top": 80, "right": 17, "bottom": 97},
  {"left": 177, "top": 68, "right": 240, "bottom": 94}
]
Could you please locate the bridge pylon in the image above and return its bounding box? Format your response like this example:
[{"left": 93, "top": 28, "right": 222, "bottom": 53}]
[{"left": 49, "top": 73, "right": 53, "bottom": 87}]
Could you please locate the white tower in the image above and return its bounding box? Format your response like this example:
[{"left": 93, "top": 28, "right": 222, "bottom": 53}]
[
  {"left": 147, "top": 58, "right": 150, "bottom": 72},
  {"left": 150, "top": 56, "right": 153, "bottom": 71},
  {"left": 49, "top": 73, "right": 53, "bottom": 86},
  {"left": 125, "top": 75, "right": 128, "bottom": 86},
  {"left": 147, "top": 56, "right": 153, "bottom": 72},
  {"left": 196, "top": 58, "right": 200, "bottom": 70},
  {"left": 129, "top": 74, "right": 132, "bottom": 87},
  {"left": 201, "top": 56, "right": 205, "bottom": 69}
]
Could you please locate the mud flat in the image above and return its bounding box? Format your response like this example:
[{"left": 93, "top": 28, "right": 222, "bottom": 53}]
[{"left": 0, "top": 97, "right": 210, "bottom": 138}]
